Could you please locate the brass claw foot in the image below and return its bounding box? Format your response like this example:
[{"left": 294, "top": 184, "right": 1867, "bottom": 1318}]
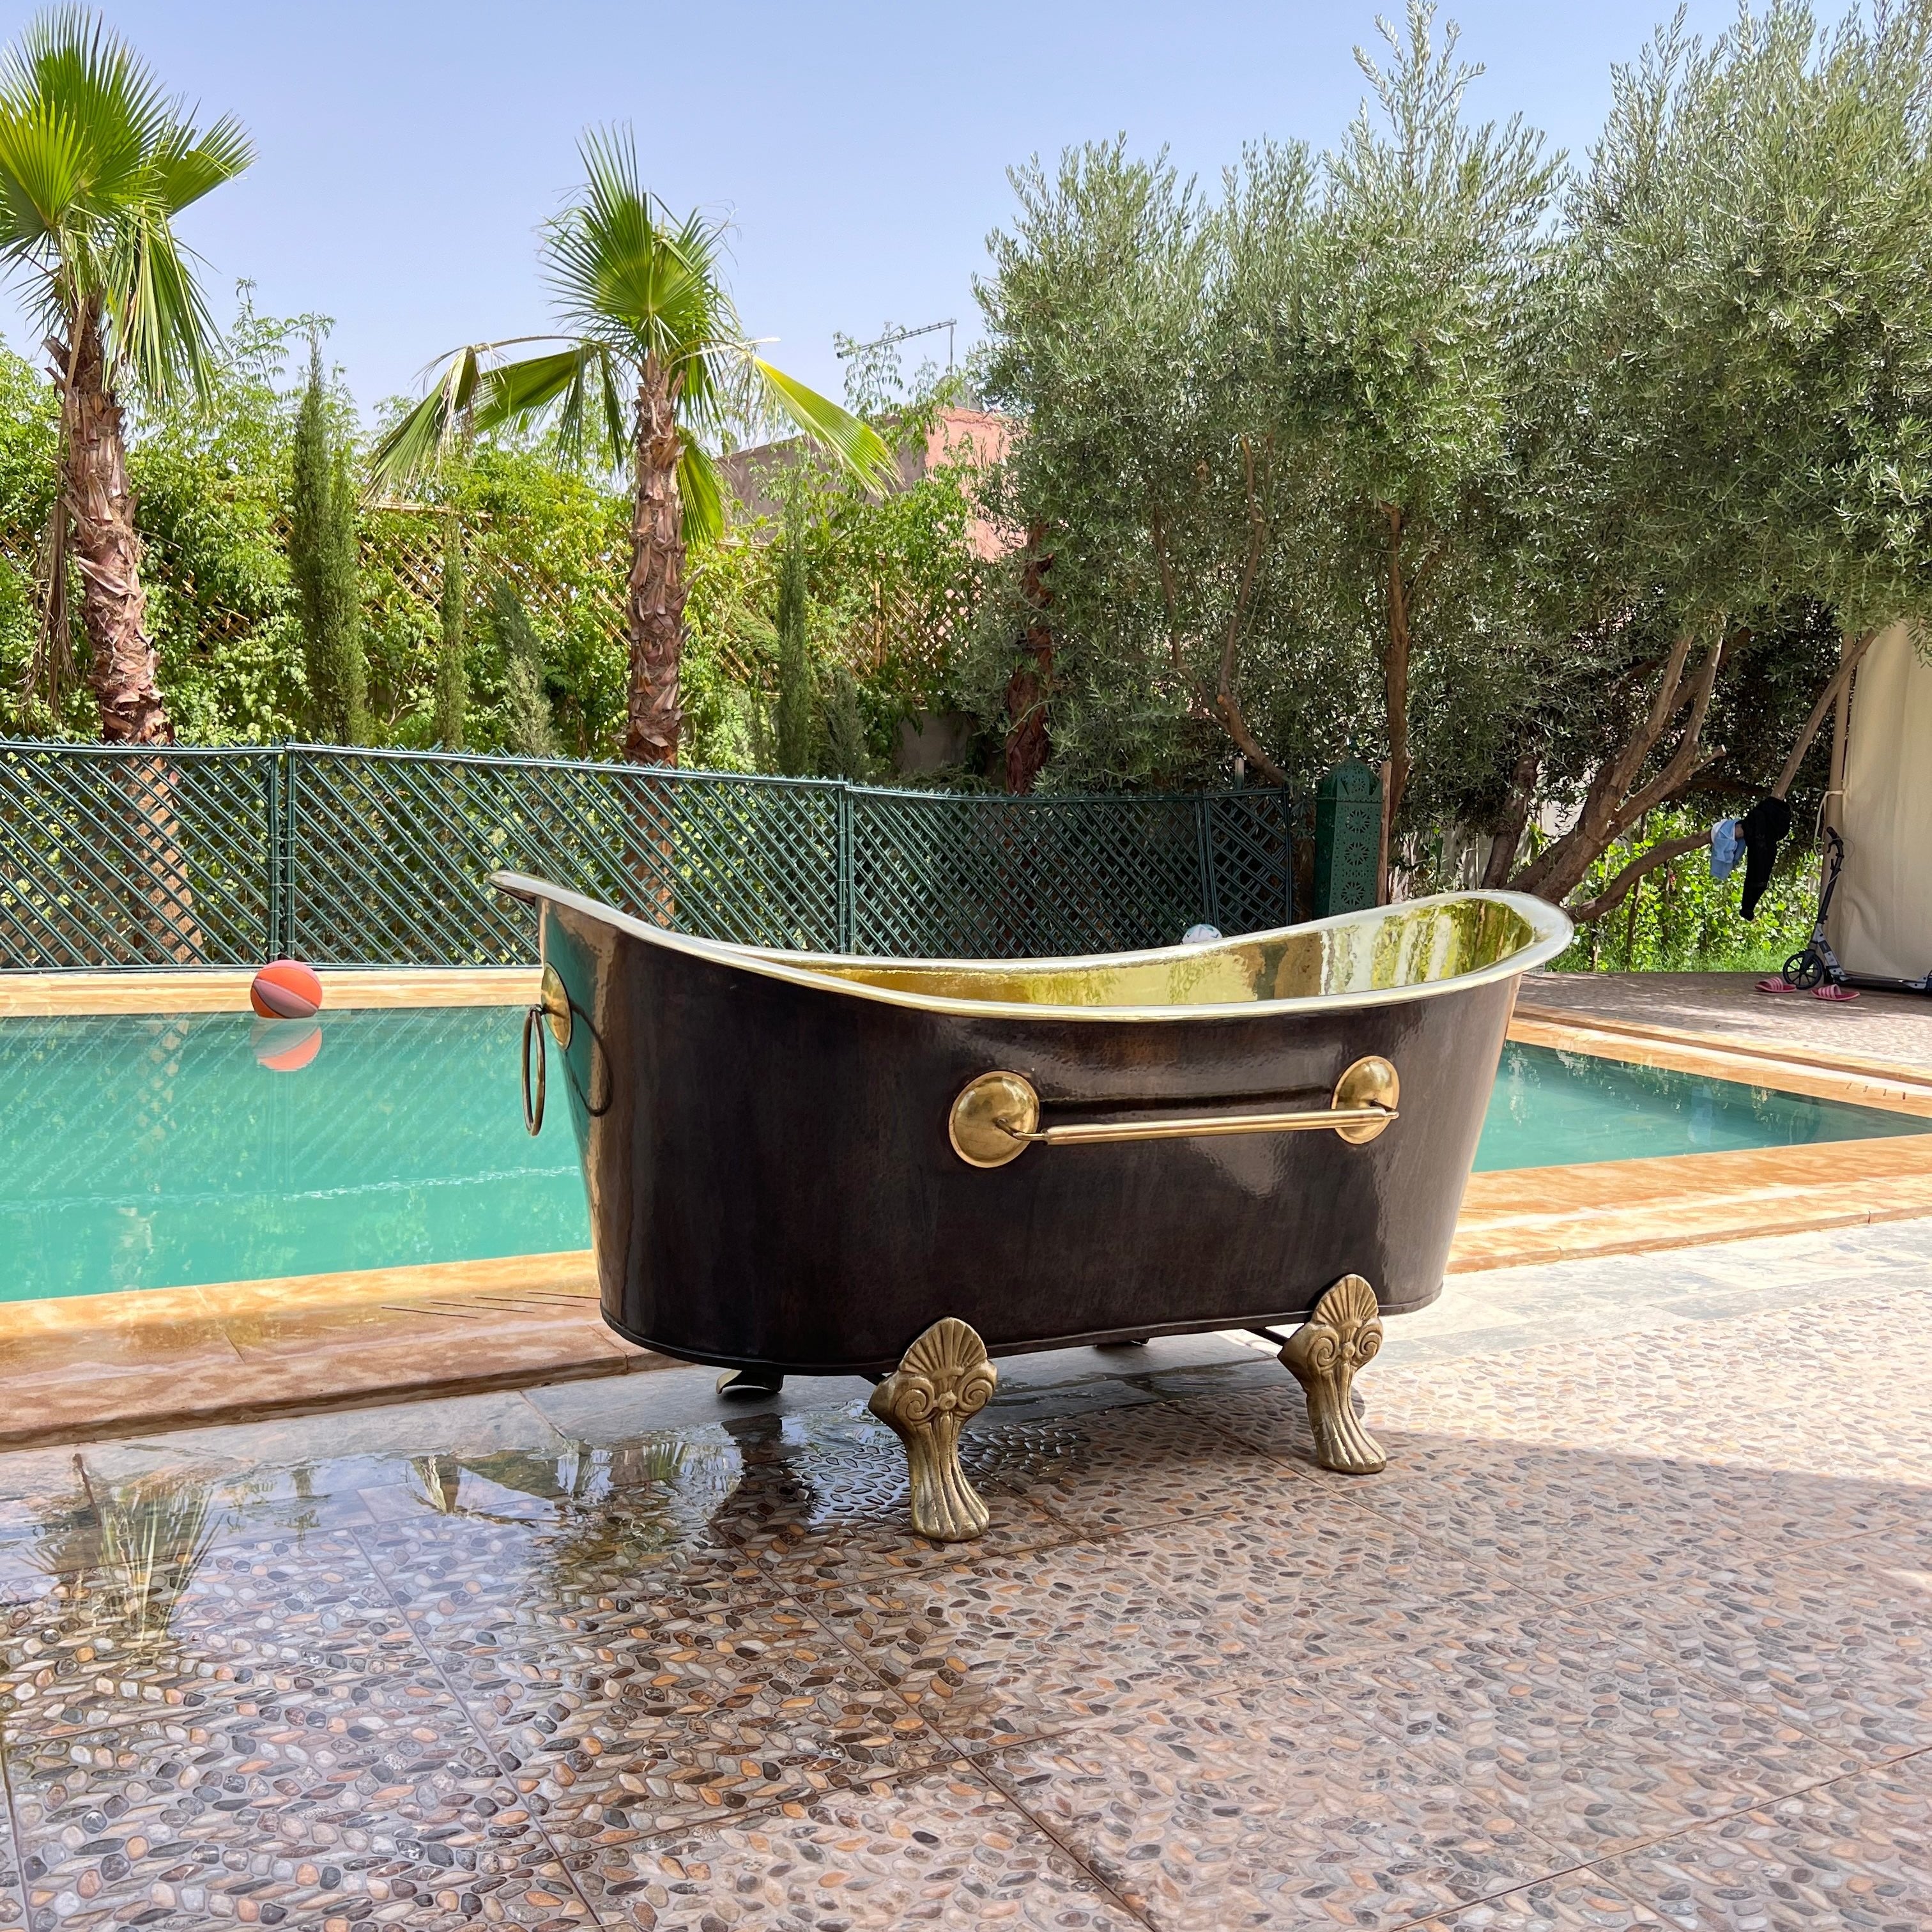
[
  {"left": 869, "top": 1317, "right": 998, "bottom": 1540},
  {"left": 1278, "top": 1274, "right": 1386, "bottom": 1473}
]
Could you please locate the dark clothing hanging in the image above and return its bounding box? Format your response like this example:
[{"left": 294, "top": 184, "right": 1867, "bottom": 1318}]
[{"left": 1738, "top": 795, "right": 1793, "bottom": 921}]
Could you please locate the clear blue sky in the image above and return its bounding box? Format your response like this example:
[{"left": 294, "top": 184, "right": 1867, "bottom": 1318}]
[{"left": 0, "top": 0, "right": 1741, "bottom": 417}]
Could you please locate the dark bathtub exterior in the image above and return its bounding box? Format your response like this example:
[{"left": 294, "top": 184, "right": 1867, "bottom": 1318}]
[{"left": 497, "top": 875, "right": 1569, "bottom": 1376}]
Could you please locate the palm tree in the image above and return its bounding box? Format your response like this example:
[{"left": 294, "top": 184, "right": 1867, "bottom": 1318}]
[
  {"left": 0, "top": 10, "right": 252, "bottom": 741},
  {"left": 372, "top": 127, "right": 893, "bottom": 765}
]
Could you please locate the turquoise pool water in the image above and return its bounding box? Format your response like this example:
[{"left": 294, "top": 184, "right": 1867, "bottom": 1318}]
[
  {"left": 1, "top": 1013, "right": 1924, "bottom": 1302},
  {"left": 1475, "top": 1039, "right": 1928, "bottom": 1169},
  {"left": 1, "top": 1009, "right": 586, "bottom": 1303}
]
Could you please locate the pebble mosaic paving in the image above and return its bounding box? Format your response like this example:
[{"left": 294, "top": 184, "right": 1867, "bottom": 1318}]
[{"left": 2, "top": 1217, "right": 1930, "bottom": 1928}]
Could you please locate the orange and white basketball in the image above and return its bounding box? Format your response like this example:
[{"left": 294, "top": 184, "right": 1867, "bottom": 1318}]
[{"left": 250, "top": 958, "right": 324, "bottom": 1020}]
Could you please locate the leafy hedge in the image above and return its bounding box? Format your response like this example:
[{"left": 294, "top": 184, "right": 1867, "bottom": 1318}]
[{"left": 0, "top": 300, "right": 983, "bottom": 776}]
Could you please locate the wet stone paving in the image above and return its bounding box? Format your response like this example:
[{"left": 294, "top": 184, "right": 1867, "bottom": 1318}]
[{"left": 2, "top": 1216, "right": 1929, "bottom": 1929}]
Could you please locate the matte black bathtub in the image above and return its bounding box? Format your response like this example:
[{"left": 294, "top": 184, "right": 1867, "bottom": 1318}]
[{"left": 497, "top": 873, "right": 1570, "bottom": 1537}]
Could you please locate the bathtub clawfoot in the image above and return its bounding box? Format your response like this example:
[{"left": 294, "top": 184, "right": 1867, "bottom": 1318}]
[
  {"left": 870, "top": 1317, "right": 999, "bottom": 1540},
  {"left": 1278, "top": 1275, "right": 1386, "bottom": 1474}
]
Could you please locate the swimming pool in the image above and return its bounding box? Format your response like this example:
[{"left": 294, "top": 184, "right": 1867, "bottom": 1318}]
[
  {"left": 1475, "top": 1039, "right": 1929, "bottom": 1169},
  {"left": 1, "top": 1012, "right": 1924, "bottom": 1302}
]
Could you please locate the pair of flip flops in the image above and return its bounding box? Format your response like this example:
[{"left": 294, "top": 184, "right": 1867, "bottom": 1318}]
[{"left": 1754, "top": 977, "right": 1859, "bottom": 1000}]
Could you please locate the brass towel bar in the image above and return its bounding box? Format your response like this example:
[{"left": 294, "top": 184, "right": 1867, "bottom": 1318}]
[{"left": 949, "top": 1055, "right": 1399, "bottom": 1168}]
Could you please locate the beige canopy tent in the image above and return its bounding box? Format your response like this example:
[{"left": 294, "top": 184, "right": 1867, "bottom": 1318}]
[{"left": 1827, "top": 623, "right": 1932, "bottom": 983}]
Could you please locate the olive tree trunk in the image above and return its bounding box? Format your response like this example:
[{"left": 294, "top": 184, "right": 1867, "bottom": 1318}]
[{"left": 624, "top": 358, "right": 686, "bottom": 767}]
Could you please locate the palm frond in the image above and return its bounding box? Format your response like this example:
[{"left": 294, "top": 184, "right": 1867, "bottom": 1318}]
[
  {"left": 367, "top": 344, "right": 486, "bottom": 491},
  {"left": 0, "top": 92, "right": 86, "bottom": 254},
  {"left": 369, "top": 339, "right": 630, "bottom": 492},
  {"left": 753, "top": 359, "right": 898, "bottom": 492},
  {"left": 101, "top": 200, "right": 217, "bottom": 398},
  {"left": 542, "top": 123, "right": 734, "bottom": 385},
  {"left": 0, "top": 9, "right": 249, "bottom": 402},
  {"left": 489, "top": 341, "right": 626, "bottom": 471},
  {"left": 4, "top": 10, "right": 171, "bottom": 204},
  {"left": 597, "top": 347, "right": 628, "bottom": 458},
  {"left": 678, "top": 440, "right": 724, "bottom": 546},
  {"left": 148, "top": 111, "right": 252, "bottom": 213}
]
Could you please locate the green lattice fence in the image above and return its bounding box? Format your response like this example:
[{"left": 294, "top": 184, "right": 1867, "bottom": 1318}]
[
  {"left": 1, "top": 740, "right": 1297, "bottom": 969},
  {"left": 0, "top": 742, "right": 277, "bottom": 967},
  {"left": 283, "top": 751, "right": 845, "bottom": 963}
]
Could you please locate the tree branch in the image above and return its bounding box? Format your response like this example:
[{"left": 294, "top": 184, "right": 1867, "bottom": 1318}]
[
  {"left": 1209, "top": 434, "right": 1287, "bottom": 786},
  {"left": 1482, "top": 751, "right": 1540, "bottom": 888},
  {"left": 1512, "top": 624, "right": 1703, "bottom": 900},
  {"left": 1773, "top": 627, "right": 1879, "bottom": 799},
  {"left": 1149, "top": 506, "right": 1188, "bottom": 687},
  {"left": 1566, "top": 832, "right": 1710, "bottom": 924},
  {"left": 1404, "top": 539, "right": 1446, "bottom": 607},
  {"left": 1611, "top": 634, "right": 1727, "bottom": 833},
  {"left": 1381, "top": 502, "right": 1413, "bottom": 839},
  {"left": 1215, "top": 436, "right": 1268, "bottom": 709}
]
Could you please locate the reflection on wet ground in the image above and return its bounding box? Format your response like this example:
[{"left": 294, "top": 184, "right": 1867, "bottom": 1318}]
[{"left": 3, "top": 1217, "right": 1931, "bottom": 1929}]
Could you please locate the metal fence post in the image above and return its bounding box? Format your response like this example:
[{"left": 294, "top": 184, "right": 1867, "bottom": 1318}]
[
  {"left": 1280, "top": 789, "right": 1297, "bottom": 926},
  {"left": 1194, "top": 796, "right": 1220, "bottom": 930},
  {"left": 280, "top": 746, "right": 298, "bottom": 960},
  {"left": 263, "top": 752, "right": 280, "bottom": 965},
  {"left": 836, "top": 784, "right": 855, "bottom": 953}
]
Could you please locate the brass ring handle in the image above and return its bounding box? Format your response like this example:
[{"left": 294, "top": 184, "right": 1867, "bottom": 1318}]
[
  {"left": 949, "top": 1056, "right": 1399, "bottom": 1169},
  {"left": 521, "top": 964, "right": 572, "bottom": 1139},
  {"left": 521, "top": 1006, "right": 547, "bottom": 1136}
]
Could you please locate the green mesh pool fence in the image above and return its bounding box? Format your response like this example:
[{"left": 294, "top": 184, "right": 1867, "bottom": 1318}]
[{"left": 1, "top": 742, "right": 1298, "bottom": 968}]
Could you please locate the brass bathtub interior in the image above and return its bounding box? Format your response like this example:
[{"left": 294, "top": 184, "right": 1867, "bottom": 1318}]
[{"left": 793, "top": 896, "right": 1540, "bottom": 1009}]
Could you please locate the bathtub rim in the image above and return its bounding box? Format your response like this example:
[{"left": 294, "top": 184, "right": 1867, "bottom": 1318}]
[{"left": 494, "top": 871, "right": 1574, "bottom": 1024}]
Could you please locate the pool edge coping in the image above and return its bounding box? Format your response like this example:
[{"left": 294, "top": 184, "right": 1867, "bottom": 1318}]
[
  {"left": 0, "top": 967, "right": 540, "bottom": 1015},
  {"left": 8, "top": 1130, "right": 1932, "bottom": 1453},
  {"left": 1510, "top": 1005, "right": 1932, "bottom": 1116}
]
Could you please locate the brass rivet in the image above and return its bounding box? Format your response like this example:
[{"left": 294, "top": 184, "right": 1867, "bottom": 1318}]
[
  {"left": 949, "top": 1071, "right": 1040, "bottom": 1167},
  {"left": 1331, "top": 1055, "right": 1399, "bottom": 1143},
  {"left": 539, "top": 963, "right": 572, "bottom": 1050}
]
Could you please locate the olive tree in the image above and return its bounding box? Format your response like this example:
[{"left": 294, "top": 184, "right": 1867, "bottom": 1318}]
[
  {"left": 971, "top": 3, "right": 1558, "bottom": 827},
  {"left": 1499, "top": 0, "right": 1932, "bottom": 914}
]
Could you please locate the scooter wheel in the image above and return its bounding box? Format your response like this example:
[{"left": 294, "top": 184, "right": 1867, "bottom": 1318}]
[{"left": 1786, "top": 949, "right": 1826, "bottom": 991}]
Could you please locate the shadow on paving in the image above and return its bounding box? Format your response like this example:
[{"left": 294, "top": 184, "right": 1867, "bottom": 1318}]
[{"left": 0, "top": 1363, "right": 1927, "bottom": 1931}]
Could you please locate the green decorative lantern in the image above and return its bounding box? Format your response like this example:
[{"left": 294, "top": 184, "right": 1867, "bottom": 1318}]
[{"left": 1313, "top": 757, "right": 1382, "bottom": 917}]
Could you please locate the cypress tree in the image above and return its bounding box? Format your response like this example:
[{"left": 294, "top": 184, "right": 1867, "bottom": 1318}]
[
  {"left": 772, "top": 514, "right": 816, "bottom": 777},
  {"left": 288, "top": 340, "right": 366, "bottom": 742},
  {"left": 491, "top": 577, "right": 557, "bottom": 758},
  {"left": 823, "top": 661, "right": 871, "bottom": 781},
  {"left": 434, "top": 510, "right": 467, "bottom": 750}
]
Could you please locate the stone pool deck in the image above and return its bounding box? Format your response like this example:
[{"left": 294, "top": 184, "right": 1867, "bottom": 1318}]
[
  {"left": 1, "top": 1215, "right": 1927, "bottom": 1930},
  {"left": 1524, "top": 969, "right": 1932, "bottom": 1077}
]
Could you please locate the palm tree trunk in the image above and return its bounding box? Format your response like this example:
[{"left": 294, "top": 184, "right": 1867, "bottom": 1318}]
[
  {"left": 56, "top": 310, "right": 203, "bottom": 960},
  {"left": 624, "top": 358, "right": 686, "bottom": 766},
  {"left": 59, "top": 310, "right": 172, "bottom": 745}
]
